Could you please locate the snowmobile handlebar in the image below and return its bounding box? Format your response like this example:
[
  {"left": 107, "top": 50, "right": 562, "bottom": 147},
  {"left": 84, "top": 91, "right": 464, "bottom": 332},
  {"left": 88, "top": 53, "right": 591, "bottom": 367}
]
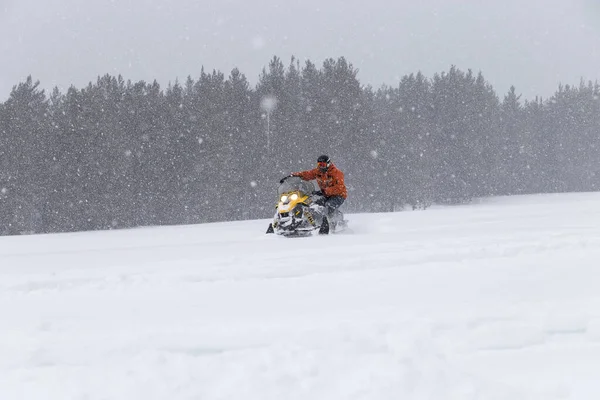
[{"left": 279, "top": 175, "right": 293, "bottom": 184}]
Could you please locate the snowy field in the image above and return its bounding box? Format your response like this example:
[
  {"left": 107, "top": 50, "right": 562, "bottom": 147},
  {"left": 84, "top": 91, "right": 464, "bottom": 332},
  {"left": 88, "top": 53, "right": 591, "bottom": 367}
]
[{"left": 2, "top": 192, "right": 600, "bottom": 400}]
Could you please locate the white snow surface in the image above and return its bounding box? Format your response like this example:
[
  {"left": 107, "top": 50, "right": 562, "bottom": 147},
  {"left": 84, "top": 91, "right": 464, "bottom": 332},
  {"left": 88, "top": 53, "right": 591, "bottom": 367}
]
[{"left": 2, "top": 192, "right": 600, "bottom": 399}]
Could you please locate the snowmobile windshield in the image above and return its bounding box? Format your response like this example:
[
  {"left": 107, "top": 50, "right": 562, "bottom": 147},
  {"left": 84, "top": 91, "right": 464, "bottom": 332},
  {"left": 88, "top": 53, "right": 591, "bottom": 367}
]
[{"left": 278, "top": 176, "right": 315, "bottom": 196}]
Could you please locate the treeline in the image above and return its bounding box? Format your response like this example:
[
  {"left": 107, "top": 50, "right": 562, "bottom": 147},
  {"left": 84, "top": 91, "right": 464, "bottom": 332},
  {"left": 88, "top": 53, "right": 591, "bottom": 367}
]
[{"left": 0, "top": 56, "right": 599, "bottom": 235}]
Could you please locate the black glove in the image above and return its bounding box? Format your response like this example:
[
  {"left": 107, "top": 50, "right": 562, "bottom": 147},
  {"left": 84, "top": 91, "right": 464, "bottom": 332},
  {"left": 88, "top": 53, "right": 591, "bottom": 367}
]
[{"left": 280, "top": 175, "right": 292, "bottom": 184}]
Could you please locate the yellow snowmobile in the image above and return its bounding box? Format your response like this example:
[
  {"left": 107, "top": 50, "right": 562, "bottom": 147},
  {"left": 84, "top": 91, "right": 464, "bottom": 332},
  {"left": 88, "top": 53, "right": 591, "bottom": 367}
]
[{"left": 266, "top": 176, "right": 346, "bottom": 236}]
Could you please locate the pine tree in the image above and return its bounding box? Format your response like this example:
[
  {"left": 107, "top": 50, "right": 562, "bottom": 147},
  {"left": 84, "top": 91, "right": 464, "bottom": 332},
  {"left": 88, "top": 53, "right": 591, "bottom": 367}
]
[{"left": 0, "top": 77, "right": 51, "bottom": 234}]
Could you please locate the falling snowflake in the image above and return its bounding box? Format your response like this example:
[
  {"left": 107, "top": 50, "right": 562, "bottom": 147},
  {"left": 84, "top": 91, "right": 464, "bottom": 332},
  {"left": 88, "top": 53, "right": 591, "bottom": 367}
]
[
  {"left": 252, "top": 35, "right": 266, "bottom": 50},
  {"left": 250, "top": 181, "right": 257, "bottom": 188},
  {"left": 260, "top": 96, "right": 278, "bottom": 113},
  {"left": 370, "top": 150, "right": 378, "bottom": 159}
]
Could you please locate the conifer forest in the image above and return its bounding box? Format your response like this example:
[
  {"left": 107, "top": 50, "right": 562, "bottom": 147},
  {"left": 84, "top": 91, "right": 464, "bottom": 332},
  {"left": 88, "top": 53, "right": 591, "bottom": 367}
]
[{"left": 1, "top": 56, "right": 598, "bottom": 235}]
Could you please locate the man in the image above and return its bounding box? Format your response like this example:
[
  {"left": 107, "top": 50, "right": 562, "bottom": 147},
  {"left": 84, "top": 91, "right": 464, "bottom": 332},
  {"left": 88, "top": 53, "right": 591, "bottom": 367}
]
[{"left": 281, "top": 155, "right": 347, "bottom": 218}]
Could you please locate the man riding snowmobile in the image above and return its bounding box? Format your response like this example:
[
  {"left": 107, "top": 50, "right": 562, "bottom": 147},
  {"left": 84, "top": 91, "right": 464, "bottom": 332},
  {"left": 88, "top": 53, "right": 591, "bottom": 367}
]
[{"left": 281, "top": 155, "right": 347, "bottom": 220}]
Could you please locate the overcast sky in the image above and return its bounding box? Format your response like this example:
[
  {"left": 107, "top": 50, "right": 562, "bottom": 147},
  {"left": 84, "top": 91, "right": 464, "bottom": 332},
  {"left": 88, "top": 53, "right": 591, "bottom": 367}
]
[{"left": 1, "top": 0, "right": 599, "bottom": 101}]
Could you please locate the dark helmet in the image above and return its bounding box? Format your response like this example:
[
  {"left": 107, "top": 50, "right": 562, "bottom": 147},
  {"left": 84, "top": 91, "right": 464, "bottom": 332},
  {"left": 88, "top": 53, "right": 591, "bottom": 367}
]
[{"left": 317, "top": 154, "right": 331, "bottom": 172}]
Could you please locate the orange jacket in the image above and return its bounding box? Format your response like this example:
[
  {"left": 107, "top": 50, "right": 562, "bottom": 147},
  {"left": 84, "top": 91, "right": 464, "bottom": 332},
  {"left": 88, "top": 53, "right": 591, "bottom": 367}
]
[{"left": 292, "top": 164, "right": 347, "bottom": 199}]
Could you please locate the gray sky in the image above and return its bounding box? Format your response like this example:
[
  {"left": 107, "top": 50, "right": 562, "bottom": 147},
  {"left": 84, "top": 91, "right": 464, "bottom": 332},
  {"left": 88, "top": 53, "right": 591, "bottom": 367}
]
[{"left": 1, "top": 0, "right": 599, "bottom": 101}]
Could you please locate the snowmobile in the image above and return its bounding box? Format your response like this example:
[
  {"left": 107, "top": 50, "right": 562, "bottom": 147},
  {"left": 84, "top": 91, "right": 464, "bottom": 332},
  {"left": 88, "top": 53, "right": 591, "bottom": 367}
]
[{"left": 266, "top": 176, "right": 347, "bottom": 237}]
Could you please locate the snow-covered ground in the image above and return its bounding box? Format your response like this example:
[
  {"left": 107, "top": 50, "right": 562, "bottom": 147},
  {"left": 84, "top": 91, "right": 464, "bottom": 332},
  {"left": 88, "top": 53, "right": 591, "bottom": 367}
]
[{"left": 2, "top": 192, "right": 600, "bottom": 399}]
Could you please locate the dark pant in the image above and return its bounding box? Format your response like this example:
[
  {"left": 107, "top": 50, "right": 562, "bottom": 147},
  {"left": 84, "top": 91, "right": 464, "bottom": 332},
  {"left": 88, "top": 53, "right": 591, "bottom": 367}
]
[{"left": 324, "top": 195, "right": 345, "bottom": 215}]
